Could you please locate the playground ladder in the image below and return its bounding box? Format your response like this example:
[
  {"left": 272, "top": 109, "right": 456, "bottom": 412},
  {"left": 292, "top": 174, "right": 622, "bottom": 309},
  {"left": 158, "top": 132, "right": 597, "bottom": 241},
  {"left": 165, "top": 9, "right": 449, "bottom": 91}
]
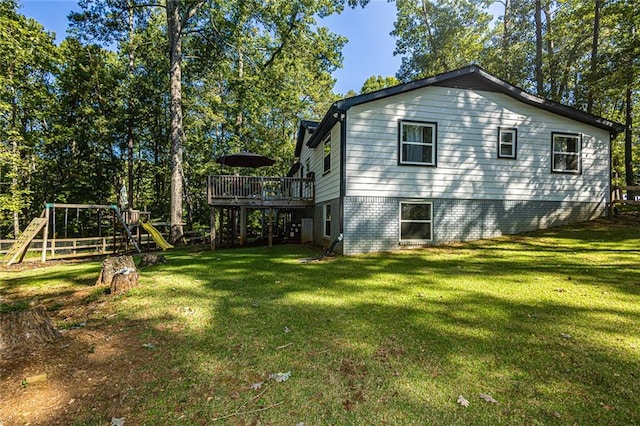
[{"left": 4, "top": 218, "right": 48, "bottom": 266}]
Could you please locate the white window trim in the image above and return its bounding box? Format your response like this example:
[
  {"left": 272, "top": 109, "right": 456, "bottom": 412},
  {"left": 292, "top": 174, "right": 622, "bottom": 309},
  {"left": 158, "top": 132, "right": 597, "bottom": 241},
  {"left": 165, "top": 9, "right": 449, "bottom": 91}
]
[
  {"left": 551, "top": 132, "right": 582, "bottom": 174},
  {"left": 498, "top": 127, "right": 517, "bottom": 159},
  {"left": 399, "top": 201, "right": 433, "bottom": 243},
  {"left": 323, "top": 203, "right": 331, "bottom": 238},
  {"left": 399, "top": 121, "right": 437, "bottom": 166}
]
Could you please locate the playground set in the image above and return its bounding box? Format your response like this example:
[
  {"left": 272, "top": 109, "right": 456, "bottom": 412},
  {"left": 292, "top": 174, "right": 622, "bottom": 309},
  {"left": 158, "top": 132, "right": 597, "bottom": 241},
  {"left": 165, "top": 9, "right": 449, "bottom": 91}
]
[{"left": 2, "top": 203, "right": 174, "bottom": 266}]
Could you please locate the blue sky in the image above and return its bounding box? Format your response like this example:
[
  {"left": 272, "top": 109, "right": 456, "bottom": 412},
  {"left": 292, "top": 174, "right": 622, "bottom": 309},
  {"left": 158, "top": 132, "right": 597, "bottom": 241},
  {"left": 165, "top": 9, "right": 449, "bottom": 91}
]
[{"left": 19, "top": 0, "right": 401, "bottom": 95}]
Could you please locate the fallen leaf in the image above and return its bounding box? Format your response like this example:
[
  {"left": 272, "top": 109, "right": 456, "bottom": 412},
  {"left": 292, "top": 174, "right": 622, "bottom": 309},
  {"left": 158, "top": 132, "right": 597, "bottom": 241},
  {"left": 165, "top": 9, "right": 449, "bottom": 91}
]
[
  {"left": 479, "top": 393, "right": 498, "bottom": 403},
  {"left": 250, "top": 382, "right": 264, "bottom": 390},
  {"left": 269, "top": 371, "right": 291, "bottom": 382},
  {"left": 457, "top": 395, "right": 470, "bottom": 407}
]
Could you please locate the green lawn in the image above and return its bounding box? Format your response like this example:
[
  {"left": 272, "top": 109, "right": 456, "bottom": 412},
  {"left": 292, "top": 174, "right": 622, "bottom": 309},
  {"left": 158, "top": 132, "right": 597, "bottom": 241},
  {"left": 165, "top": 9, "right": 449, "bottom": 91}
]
[{"left": 2, "top": 218, "right": 640, "bottom": 425}]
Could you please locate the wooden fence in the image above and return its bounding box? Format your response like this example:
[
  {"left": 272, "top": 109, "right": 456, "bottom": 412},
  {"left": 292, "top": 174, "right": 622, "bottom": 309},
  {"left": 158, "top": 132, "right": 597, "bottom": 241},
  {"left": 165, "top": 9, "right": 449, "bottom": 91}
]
[
  {"left": 611, "top": 185, "right": 640, "bottom": 205},
  {"left": 0, "top": 230, "right": 207, "bottom": 260}
]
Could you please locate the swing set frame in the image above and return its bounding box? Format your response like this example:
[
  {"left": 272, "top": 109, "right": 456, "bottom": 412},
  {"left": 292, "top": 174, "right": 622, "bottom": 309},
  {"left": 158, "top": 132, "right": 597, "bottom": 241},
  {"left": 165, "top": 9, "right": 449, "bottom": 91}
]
[{"left": 39, "top": 203, "right": 140, "bottom": 262}]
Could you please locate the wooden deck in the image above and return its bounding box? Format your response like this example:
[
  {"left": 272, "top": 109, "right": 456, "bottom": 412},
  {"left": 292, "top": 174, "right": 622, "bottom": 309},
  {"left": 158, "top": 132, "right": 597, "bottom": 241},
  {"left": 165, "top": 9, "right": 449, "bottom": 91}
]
[{"left": 207, "top": 175, "right": 314, "bottom": 208}]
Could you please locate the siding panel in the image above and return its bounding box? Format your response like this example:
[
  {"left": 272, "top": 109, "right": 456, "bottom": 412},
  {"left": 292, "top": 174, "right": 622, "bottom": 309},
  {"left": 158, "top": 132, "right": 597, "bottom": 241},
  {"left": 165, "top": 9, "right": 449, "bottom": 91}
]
[{"left": 345, "top": 86, "right": 610, "bottom": 204}]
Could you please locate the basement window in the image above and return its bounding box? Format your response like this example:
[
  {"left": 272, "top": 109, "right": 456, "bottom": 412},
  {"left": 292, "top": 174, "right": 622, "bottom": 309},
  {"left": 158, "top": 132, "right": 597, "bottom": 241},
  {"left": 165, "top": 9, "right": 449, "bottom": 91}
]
[{"left": 399, "top": 202, "right": 433, "bottom": 242}]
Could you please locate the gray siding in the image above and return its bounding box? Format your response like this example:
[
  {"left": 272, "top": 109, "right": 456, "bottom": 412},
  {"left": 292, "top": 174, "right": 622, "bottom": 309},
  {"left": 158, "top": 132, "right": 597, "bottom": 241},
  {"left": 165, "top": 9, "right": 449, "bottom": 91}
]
[
  {"left": 343, "top": 196, "right": 604, "bottom": 255},
  {"left": 313, "top": 198, "right": 342, "bottom": 253},
  {"left": 299, "top": 123, "right": 341, "bottom": 204}
]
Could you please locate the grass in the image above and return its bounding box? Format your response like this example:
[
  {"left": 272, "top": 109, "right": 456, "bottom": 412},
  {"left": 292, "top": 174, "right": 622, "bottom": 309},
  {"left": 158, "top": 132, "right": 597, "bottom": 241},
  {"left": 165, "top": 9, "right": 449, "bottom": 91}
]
[{"left": 2, "top": 218, "right": 640, "bottom": 424}]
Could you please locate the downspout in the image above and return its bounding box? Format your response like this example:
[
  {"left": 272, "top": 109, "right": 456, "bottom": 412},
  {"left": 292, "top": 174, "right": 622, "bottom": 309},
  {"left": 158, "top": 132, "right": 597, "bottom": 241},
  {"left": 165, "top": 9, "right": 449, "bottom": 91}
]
[
  {"left": 324, "top": 109, "right": 346, "bottom": 255},
  {"left": 339, "top": 109, "right": 347, "bottom": 238}
]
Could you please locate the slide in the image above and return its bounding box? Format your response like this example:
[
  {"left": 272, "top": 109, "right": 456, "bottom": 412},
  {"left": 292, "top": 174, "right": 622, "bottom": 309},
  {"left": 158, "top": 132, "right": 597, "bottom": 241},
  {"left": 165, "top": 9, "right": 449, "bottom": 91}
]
[{"left": 140, "top": 220, "right": 174, "bottom": 251}]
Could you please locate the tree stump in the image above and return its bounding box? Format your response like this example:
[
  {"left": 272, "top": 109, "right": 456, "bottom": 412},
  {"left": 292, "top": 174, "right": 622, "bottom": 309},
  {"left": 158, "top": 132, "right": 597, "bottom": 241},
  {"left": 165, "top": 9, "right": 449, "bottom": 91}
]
[
  {"left": 110, "top": 270, "right": 139, "bottom": 295},
  {"left": 96, "top": 255, "right": 136, "bottom": 287},
  {"left": 0, "top": 307, "right": 61, "bottom": 351},
  {"left": 139, "top": 253, "right": 167, "bottom": 267}
]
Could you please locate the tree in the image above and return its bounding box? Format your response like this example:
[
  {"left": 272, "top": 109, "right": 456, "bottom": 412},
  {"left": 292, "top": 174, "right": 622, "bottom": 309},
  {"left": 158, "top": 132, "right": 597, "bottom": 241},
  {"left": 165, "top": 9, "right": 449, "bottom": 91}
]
[
  {"left": 71, "top": 0, "right": 367, "bottom": 244},
  {"left": 360, "top": 75, "right": 400, "bottom": 94},
  {"left": 37, "top": 39, "right": 123, "bottom": 207},
  {"left": 0, "top": 0, "right": 58, "bottom": 237},
  {"left": 391, "top": 0, "right": 491, "bottom": 81}
]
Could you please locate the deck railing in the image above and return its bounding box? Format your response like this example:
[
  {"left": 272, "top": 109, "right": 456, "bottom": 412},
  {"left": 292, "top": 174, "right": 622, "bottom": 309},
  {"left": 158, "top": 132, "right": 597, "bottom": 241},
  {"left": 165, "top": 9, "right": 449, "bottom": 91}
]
[{"left": 207, "top": 175, "right": 314, "bottom": 207}]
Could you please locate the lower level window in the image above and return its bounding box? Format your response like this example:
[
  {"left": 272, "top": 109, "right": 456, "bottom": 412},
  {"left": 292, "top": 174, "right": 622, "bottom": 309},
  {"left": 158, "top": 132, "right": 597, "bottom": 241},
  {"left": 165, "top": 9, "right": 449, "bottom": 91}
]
[
  {"left": 324, "top": 204, "right": 331, "bottom": 237},
  {"left": 400, "top": 202, "right": 432, "bottom": 241}
]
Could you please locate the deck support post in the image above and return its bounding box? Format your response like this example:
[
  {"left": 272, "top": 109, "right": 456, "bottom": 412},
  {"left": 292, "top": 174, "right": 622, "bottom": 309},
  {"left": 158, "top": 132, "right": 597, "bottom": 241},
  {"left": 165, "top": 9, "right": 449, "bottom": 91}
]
[
  {"left": 239, "top": 207, "right": 247, "bottom": 246},
  {"left": 210, "top": 207, "right": 216, "bottom": 251},
  {"left": 268, "top": 208, "right": 273, "bottom": 248}
]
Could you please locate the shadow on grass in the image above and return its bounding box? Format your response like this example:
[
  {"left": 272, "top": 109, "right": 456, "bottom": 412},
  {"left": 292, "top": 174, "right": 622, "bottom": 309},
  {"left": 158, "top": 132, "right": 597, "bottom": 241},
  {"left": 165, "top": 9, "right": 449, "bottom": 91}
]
[
  {"left": 2, "top": 220, "right": 640, "bottom": 424},
  {"left": 123, "top": 239, "right": 640, "bottom": 424}
]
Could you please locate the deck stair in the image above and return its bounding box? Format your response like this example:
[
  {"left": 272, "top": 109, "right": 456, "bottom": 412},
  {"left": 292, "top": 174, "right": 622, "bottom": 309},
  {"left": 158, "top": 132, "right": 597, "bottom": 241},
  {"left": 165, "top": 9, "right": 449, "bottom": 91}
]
[{"left": 3, "top": 218, "right": 48, "bottom": 266}]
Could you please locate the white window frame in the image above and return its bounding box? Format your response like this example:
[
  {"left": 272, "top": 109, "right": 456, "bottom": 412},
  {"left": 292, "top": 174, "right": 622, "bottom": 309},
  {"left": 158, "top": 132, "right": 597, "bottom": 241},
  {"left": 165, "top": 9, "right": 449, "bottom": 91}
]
[
  {"left": 551, "top": 132, "right": 581, "bottom": 174},
  {"left": 498, "top": 127, "right": 517, "bottom": 159},
  {"left": 323, "top": 136, "right": 331, "bottom": 174},
  {"left": 399, "top": 201, "right": 433, "bottom": 243},
  {"left": 323, "top": 203, "right": 331, "bottom": 238},
  {"left": 399, "top": 121, "right": 437, "bottom": 166}
]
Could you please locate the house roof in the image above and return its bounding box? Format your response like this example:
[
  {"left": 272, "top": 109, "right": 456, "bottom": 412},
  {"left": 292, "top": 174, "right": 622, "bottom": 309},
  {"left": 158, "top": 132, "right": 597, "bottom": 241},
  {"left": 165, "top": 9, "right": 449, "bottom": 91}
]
[
  {"left": 295, "top": 120, "right": 319, "bottom": 157},
  {"left": 298, "top": 65, "right": 624, "bottom": 155}
]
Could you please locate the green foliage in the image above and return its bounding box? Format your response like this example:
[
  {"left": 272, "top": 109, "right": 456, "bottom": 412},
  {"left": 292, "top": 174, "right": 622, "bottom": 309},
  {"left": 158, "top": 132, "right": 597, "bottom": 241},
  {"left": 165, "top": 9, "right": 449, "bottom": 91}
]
[
  {"left": 359, "top": 75, "right": 400, "bottom": 94},
  {"left": 0, "top": 1, "right": 58, "bottom": 236},
  {"left": 392, "top": 0, "right": 491, "bottom": 81}
]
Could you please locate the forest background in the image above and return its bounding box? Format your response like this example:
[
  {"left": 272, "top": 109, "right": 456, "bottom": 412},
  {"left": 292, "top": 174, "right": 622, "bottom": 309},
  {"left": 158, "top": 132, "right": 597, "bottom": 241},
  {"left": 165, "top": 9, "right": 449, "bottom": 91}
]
[{"left": 1, "top": 0, "right": 638, "bottom": 243}]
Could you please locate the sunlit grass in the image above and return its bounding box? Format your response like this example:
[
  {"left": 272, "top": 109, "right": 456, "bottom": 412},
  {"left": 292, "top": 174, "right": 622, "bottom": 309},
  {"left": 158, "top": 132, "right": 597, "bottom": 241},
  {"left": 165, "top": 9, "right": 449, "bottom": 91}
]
[{"left": 1, "top": 219, "right": 640, "bottom": 424}]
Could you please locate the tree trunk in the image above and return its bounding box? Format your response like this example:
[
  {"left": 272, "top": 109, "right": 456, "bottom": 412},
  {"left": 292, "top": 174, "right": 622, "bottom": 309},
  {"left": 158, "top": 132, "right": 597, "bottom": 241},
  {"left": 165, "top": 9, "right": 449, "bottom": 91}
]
[
  {"left": 544, "top": 3, "right": 556, "bottom": 98},
  {"left": 587, "top": 0, "right": 601, "bottom": 114},
  {"left": 502, "top": 0, "right": 510, "bottom": 80},
  {"left": 624, "top": 84, "right": 634, "bottom": 187},
  {"left": 167, "top": 0, "right": 185, "bottom": 245},
  {"left": 127, "top": 3, "right": 135, "bottom": 210},
  {"left": 534, "top": 0, "right": 544, "bottom": 96}
]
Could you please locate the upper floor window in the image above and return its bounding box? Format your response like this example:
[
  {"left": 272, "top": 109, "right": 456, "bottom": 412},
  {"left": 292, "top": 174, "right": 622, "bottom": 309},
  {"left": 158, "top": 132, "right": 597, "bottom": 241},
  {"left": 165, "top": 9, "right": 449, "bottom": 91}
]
[
  {"left": 498, "top": 127, "right": 517, "bottom": 159},
  {"left": 323, "top": 136, "right": 331, "bottom": 174},
  {"left": 552, "top": 132, "right": 581, "bottom": 173},
  {"left": 399, "top": 121, "right": 436, "bottom": 166},
  {"left": 304, "top": 157, "right": 311, "bottom": 177}
]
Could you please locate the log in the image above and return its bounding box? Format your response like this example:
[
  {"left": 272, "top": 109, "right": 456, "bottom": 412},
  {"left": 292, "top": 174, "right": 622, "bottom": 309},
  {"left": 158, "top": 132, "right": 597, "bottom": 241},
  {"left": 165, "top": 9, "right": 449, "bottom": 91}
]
[
  {"left": 96, "top": 255, "right": 136, "bottom": 287},
  {"left": 0, "top": 307, "right": 61, "bottom": 351}
]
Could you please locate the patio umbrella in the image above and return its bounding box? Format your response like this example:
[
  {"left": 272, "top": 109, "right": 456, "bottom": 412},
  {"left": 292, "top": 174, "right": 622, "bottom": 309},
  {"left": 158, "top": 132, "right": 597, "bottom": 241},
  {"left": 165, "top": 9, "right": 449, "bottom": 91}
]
[{"left": 215, "top": 151, "right": 276, "bottom": 168}]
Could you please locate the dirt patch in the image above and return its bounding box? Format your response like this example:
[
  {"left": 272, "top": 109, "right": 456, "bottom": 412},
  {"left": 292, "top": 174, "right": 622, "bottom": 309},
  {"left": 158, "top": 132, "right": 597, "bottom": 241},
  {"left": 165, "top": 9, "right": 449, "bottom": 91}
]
[{"left": 0, "top": 285, "right": 168, "bottom": 425}]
